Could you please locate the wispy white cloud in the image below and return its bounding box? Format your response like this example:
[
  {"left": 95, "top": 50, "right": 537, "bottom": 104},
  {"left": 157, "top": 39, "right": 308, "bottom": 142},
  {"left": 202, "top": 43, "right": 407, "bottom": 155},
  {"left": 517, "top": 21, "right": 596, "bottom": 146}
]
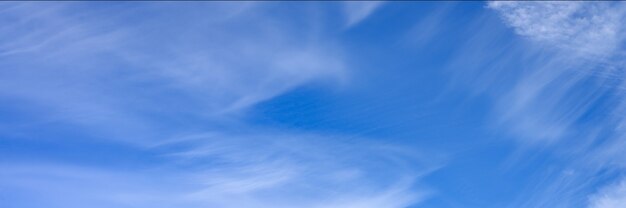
[
  {"left": 467, "top": 2, "right": 626, "bottom": 207},
  {"left": 0, "top": 131, "right": 440, "bottom": 208},
  {"left": 343, "top": 1, "right": 385, "bottom": 28},
  {"left": 0, "top": 2, "right": 347, "bottom": 143},
  {"left": 488, "top": 1, "right": 626, "bottom": 58},
  {"left": 432, "top": 2, "right": 626, "bottom": 207},
  {"left": 454, "top": 2, "right": 626, "bottom": 145},
  {"left": 403, "top": 3, "right": 455, "bottom": 47},
  {"left": 589, "top": 179, "right": 626, "bottom": 208},
  {"left": 0, "top": 3, "right": 439, "bottom": 207}
]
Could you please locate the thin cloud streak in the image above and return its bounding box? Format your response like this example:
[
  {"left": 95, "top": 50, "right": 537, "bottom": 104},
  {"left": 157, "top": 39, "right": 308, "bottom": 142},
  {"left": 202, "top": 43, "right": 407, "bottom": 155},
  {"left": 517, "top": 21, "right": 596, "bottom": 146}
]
[
  {"left": 343, "top": 1, "right": 385, "bottom": 28},
  {"left": 0, "top": 2, "right": 347, "bottom": 144},
  {"left": 0, "top": 2, "right": 437, "bottom": 208},
  {"left": 464, "top": 2, "right": 626, "bottom": 207},
  {"left": 0, "top": 131, "right": 440, "bottom": 208}
]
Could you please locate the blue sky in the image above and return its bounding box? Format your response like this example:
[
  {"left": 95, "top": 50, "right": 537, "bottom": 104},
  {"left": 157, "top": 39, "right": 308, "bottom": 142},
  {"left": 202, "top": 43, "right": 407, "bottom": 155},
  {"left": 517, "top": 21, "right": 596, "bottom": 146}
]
[{"left": 1, "top": 1, "right": 626, "bottom": 208}]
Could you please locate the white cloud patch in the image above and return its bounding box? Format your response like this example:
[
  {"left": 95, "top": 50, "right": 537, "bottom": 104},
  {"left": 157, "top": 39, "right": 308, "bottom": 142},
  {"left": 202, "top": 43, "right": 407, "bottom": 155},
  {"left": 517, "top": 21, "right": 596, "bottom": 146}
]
[
  {"left": 466, "top": 2, "right": 626, "bottom": 206},
  {"left": 460, "top": 2, "right": 626, "bottom": 144},
  {"left": 589, "top": 179, "right": 626, "bottom": 208},
  {"left": 488, "top": 1, "right": 626, "bottom": 57}
]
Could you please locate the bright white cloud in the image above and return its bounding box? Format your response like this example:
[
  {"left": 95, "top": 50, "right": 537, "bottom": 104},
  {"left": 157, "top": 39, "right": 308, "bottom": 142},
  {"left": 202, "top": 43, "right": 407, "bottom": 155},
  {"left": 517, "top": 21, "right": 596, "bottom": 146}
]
[{"left": 488, "top": 1, "right": 626, "bottom": 58}]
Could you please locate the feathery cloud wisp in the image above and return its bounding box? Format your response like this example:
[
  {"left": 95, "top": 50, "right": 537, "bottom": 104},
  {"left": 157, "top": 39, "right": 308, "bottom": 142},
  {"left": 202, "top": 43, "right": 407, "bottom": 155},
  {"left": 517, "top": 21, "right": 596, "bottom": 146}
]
[
  {"left": 0, "top": 131, "right": 439, "bottom": 208},
  {"left": 343, "top": 1, "right": 385, "bottom": 28},
  {"left": 488, "top": 1, "right": 625, "bottom": 58},
  {"left": 482, "top": 2, "right": 626, "bottom": 207},
  {"left": 589, "top": 179, "right": 626, "bottom": 208},
  {"left": 0, "top": 2, "right": 347, "bottom": 143}
]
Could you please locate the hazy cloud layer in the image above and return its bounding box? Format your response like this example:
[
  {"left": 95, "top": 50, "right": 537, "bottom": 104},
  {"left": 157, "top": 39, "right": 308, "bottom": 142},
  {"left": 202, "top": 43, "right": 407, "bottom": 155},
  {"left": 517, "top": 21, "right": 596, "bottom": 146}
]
[
  {"left": 0, "top": 131, "right": 438, "bottom": 208},
  {"left": 0, "top": 2, "right": 437, "bottom": 208}
]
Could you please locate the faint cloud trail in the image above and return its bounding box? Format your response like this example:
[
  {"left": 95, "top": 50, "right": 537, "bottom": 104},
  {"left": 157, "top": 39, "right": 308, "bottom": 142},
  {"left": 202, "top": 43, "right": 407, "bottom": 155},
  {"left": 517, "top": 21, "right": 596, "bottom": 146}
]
[
  {"left": 483, "top": 1, "right": 626, "bottom": 207},
  {"left": 0, "top": 2, "right": 436, "bottom": 208},
  {"left": 343, "top": 1, "right": 385, "bottom": 28}
]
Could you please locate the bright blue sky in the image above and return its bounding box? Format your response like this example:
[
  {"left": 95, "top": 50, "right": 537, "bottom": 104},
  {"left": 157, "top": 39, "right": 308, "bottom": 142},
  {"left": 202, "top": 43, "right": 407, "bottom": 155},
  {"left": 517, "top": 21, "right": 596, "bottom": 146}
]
[{"left": 2, "top": 2, "right": 626, "bottom": 208}]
